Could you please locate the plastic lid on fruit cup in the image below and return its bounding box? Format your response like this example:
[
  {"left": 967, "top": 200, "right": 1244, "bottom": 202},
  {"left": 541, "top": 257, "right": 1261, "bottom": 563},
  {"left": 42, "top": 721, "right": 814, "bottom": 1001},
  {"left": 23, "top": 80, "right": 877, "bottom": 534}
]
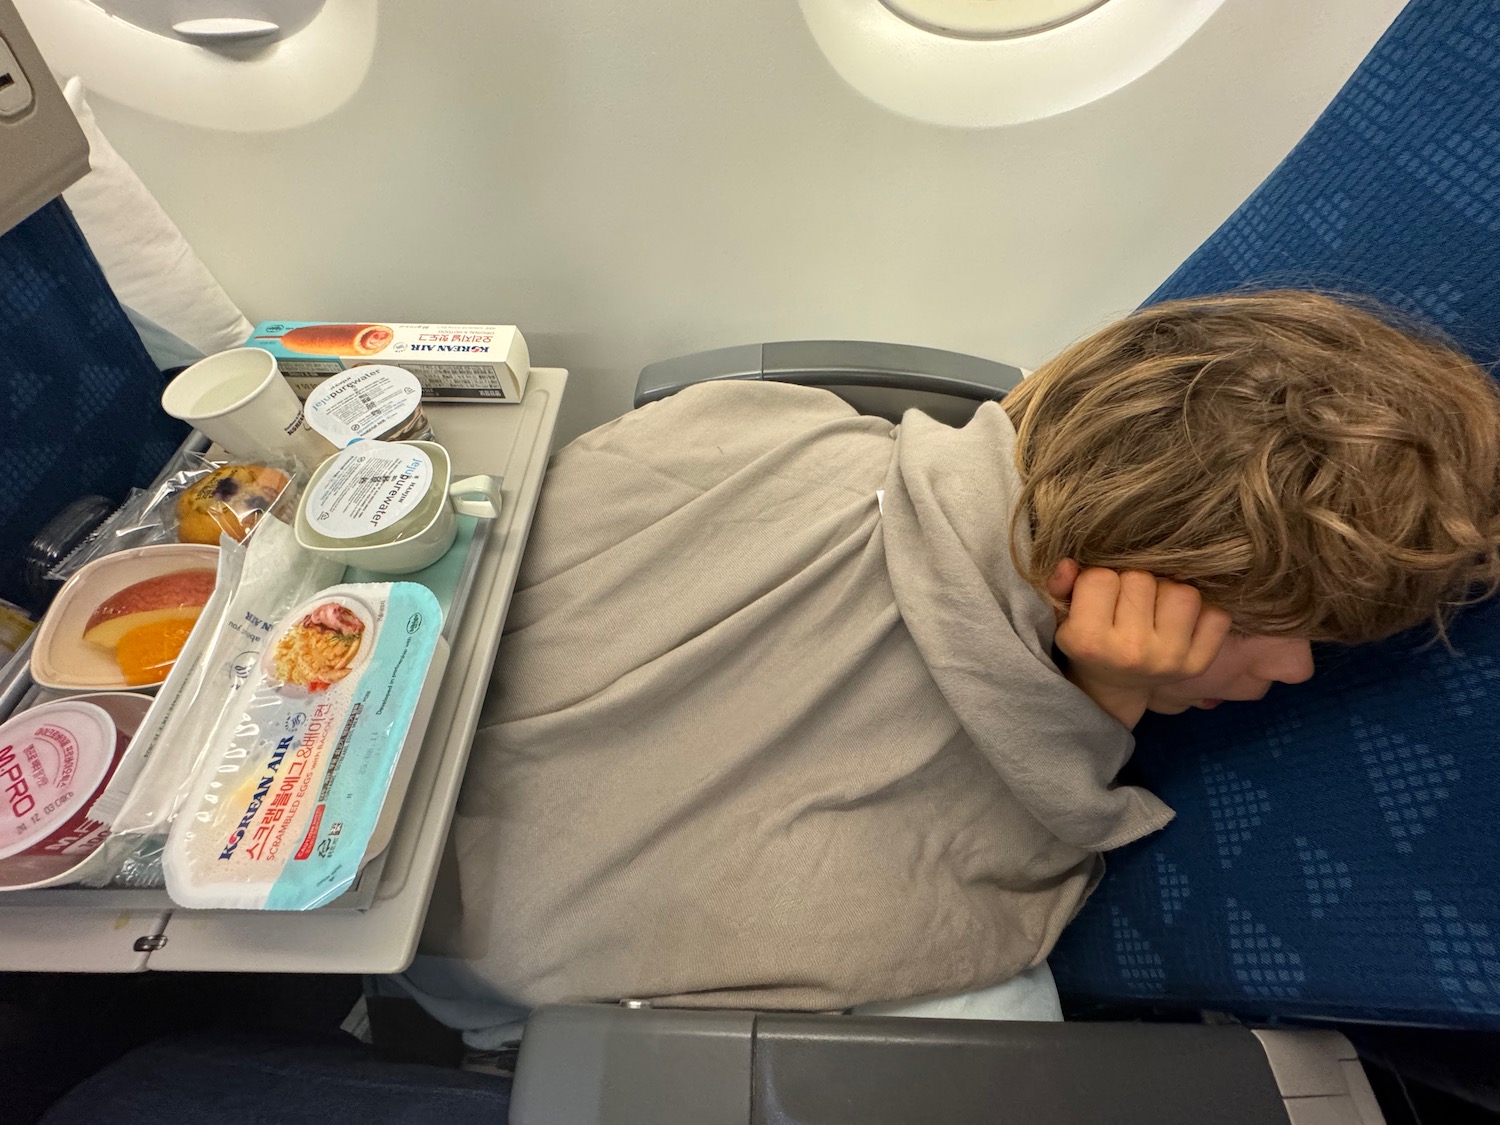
[{"left": 0, "top": 701, "right": 119, "bottom": 862}]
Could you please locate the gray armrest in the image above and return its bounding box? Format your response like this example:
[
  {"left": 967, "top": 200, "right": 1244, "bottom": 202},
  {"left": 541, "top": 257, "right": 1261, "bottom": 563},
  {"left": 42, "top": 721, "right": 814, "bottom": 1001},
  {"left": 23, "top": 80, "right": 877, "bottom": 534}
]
[
  {"left": 634, "top": 341, "right": 1024, "bottom": 409},
  {"left": 511, "top": 1005, "right": 1383, "bottom": 1125}
]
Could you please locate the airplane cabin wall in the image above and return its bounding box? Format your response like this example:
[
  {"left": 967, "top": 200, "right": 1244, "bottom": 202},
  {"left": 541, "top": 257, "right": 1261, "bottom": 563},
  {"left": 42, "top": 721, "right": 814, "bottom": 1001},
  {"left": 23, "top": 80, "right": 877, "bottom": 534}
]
[{"left": 41, "top": 0, "right": 1405, "bottom": 443}]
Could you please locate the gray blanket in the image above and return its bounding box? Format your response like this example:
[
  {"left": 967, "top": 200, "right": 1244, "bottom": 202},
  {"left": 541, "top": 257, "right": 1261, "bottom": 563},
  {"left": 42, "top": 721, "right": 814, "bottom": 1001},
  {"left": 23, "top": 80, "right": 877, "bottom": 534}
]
[{"left": 439, "top": 382, "right": 1172, "bottom": 1010}]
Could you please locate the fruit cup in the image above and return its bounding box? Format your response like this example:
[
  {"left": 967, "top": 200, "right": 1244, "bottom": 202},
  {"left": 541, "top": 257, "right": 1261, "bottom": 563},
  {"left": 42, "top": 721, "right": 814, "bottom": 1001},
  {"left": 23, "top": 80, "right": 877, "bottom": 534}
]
[{"left": 30, "top": 543, "right": 219, "bottom": 692}]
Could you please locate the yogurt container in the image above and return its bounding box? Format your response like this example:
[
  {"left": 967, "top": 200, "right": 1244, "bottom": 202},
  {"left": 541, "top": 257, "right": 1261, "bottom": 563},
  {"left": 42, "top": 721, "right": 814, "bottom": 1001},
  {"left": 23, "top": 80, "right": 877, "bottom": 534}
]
[
  {"left": 304, "top": 365, "right": 436, "bottom": 448},
  {"left": 0, "top": 694, "right": 148, "bottom": 890}
]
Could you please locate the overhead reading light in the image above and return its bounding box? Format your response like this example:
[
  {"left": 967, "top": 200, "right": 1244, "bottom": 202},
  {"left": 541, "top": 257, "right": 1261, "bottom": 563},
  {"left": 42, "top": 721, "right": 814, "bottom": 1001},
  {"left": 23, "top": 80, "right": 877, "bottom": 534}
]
[
  {"left": 795, "top": 0, "right": 1229, "bottom": 128},
  {"left": 880, "top": 0, "right": 1109, "bottom": 39}
]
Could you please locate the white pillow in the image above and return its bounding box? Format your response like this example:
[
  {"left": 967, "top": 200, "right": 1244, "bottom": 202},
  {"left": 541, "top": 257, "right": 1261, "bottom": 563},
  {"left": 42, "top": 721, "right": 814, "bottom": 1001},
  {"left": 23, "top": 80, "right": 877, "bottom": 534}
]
[{"left": 60, "top": 77, "right": 253, "bottom": 368}]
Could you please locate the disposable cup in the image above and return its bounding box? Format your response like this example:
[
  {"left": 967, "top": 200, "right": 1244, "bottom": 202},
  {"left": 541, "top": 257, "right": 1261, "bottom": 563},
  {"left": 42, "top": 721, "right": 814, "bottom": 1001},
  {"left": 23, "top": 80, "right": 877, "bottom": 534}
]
[{"left": 162, "top": 347, "right": 336, "bottom": 467}]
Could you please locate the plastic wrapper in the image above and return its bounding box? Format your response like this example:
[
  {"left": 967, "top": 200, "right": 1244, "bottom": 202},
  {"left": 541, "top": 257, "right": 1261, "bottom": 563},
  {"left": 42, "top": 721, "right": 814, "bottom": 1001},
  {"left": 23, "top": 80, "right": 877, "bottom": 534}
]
[
  {"left": 77, "top": 516, "right": 344, "bottom": 887},
  {"left": 48, "top": 448, "right": 299, "bottom": 585},
  {"left": 164, "top": 582, "right": 443, "bottom": 910}
]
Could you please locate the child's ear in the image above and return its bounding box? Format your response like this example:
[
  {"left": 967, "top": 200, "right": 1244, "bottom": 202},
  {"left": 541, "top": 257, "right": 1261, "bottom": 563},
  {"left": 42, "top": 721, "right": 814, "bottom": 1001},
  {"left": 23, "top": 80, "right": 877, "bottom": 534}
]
[{"left": 1046, "top": 558, "right": 1080, "bottom": 603}]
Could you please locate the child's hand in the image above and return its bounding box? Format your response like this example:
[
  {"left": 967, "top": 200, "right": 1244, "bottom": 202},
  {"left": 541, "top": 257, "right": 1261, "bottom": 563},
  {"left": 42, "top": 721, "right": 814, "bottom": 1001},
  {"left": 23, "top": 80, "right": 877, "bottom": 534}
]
[{"left": 1045, "top": 559, "right": 1233, "bottom": 729}]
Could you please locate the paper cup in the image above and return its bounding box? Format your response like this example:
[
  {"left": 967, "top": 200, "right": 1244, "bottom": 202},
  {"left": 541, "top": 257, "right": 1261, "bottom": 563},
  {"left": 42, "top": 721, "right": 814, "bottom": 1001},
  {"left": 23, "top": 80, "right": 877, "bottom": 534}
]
[{"left": 162, "top": 347, "right": 336, "bottom": 467}]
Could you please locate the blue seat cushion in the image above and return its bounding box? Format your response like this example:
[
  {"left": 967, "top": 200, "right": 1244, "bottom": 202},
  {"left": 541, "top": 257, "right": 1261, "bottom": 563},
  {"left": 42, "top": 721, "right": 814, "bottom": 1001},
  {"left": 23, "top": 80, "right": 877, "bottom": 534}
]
[
  {"left": 0, "top": 199, "right": 187, "bottom": 608},
  {"left": 1050, "top": 0, "right": 1500, "bottom": 1028}
]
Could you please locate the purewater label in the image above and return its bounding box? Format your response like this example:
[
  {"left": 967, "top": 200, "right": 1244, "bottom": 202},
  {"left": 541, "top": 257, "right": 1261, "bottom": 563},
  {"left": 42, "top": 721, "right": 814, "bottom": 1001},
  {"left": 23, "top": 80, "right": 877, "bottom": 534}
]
[
  {"left": 306, "top": 443, "right": 434, "bottom": 541},
  {"left": 306, "top": 366, "right": 424, "bottom": 447}
]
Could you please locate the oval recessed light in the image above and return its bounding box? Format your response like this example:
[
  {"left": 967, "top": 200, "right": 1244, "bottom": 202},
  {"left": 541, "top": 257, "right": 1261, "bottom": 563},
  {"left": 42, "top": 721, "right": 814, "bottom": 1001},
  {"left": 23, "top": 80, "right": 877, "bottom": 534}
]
[
  {"left": 880, "top": 0, "right": 1109, "bottom": 39},
  {"left": 15, "top": 0, "right": 374, "bottom": 131},
  {"left": 172, "top": 17, "right": 281, "bottom": 44},
  {"left": 796, "top": 0, "right": 1229, "bottom": 127}
]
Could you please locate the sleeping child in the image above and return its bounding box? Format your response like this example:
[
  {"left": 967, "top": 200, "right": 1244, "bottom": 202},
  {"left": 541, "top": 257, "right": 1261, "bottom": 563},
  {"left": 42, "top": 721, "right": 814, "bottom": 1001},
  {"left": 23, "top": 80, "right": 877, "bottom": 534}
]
[{"left": 416, "top": 290, "right": 1500, "bottom": 1024}]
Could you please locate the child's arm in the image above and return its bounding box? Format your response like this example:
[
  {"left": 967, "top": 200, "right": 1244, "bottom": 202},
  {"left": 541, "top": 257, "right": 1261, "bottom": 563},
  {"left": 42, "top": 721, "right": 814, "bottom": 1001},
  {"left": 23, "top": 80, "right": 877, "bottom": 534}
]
[{"left": 1046, "top": 561, "right": 1232, "bottom": 729}]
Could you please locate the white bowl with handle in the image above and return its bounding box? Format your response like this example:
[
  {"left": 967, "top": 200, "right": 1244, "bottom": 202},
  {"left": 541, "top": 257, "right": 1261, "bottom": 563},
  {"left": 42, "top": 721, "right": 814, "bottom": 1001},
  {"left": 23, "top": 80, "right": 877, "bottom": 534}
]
[{"left": 294, "top": 440, "right": 500, "bottom": 574}]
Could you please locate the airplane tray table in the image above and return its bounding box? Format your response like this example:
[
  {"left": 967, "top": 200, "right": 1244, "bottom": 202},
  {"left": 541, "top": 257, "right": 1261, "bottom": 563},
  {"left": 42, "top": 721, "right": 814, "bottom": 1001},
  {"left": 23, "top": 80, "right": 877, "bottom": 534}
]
[{"left": 0, "top": 368, "right": 566, "bottom": 973}]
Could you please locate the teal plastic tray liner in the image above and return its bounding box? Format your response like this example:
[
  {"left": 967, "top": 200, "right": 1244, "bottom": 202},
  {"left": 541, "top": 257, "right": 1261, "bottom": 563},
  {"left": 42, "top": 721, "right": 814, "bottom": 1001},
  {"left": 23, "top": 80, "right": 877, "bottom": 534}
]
[
  {"left": 346, "top": 513, "right": 480, "bottom": 623},
  {"left": 263, "top": 582, "right": 441, "bottom": 910}
]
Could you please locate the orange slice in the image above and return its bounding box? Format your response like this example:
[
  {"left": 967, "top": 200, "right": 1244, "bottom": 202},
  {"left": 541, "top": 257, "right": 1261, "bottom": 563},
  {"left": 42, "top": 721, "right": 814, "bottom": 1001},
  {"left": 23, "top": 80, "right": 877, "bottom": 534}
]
[{"left": 115, "top": 615, "right": 200, "bottom": 686}]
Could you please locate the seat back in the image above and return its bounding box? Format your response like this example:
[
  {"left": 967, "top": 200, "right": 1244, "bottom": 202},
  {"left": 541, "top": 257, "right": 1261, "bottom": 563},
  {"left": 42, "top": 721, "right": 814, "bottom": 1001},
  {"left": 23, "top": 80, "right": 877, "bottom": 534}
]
[{"left": 0, "top": 199, "right": 187, "bottom": 609}]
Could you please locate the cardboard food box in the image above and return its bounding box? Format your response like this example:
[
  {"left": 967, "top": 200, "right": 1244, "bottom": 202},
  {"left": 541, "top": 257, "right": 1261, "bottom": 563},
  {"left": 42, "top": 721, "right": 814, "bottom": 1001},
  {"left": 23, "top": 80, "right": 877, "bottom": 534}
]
[{"left": 246, "top": 322, "right": 529, "bottom": 402}]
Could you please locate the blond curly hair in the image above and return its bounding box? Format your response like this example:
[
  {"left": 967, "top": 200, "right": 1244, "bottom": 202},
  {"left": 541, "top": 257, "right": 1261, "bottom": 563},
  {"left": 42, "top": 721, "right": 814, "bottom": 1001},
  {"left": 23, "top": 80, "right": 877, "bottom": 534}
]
[{"left": 1003, "top": 290, "right": 1500, "bottom": 643}]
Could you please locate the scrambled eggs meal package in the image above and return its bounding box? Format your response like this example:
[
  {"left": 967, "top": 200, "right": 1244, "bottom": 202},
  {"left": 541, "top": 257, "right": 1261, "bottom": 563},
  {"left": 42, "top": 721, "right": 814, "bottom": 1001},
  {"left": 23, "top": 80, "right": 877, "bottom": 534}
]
[{"left": 164, "top": 581, "right": 441, "bottom": 910}]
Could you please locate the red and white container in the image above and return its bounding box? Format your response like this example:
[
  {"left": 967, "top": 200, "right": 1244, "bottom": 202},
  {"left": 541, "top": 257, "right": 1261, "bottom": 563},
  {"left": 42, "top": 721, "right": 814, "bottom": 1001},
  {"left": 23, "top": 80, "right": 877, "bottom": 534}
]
[{"left": 0, "top": 694, "right": 148, "bottom": 891}]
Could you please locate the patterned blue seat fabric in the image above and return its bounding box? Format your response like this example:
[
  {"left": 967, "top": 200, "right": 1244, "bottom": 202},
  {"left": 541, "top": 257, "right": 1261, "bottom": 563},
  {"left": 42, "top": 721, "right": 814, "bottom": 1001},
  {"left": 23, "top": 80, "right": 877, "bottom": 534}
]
[
  {"left": 0, "top": 199, "right": 187, "bottom": 609},
  {"left": 1049, "top": 0, "right": 1500, "bottom": 1028}
]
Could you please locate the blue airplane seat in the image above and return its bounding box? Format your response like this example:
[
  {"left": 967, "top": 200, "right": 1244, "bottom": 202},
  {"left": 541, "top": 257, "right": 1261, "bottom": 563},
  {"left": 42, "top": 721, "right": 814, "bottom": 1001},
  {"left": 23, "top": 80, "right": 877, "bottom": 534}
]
[
  {"left": 1049, "top": 0, "right": 1500, "bottom": 1028},
  {"left": 0, "top": 198, "right": 188, "bottom": 610}
]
